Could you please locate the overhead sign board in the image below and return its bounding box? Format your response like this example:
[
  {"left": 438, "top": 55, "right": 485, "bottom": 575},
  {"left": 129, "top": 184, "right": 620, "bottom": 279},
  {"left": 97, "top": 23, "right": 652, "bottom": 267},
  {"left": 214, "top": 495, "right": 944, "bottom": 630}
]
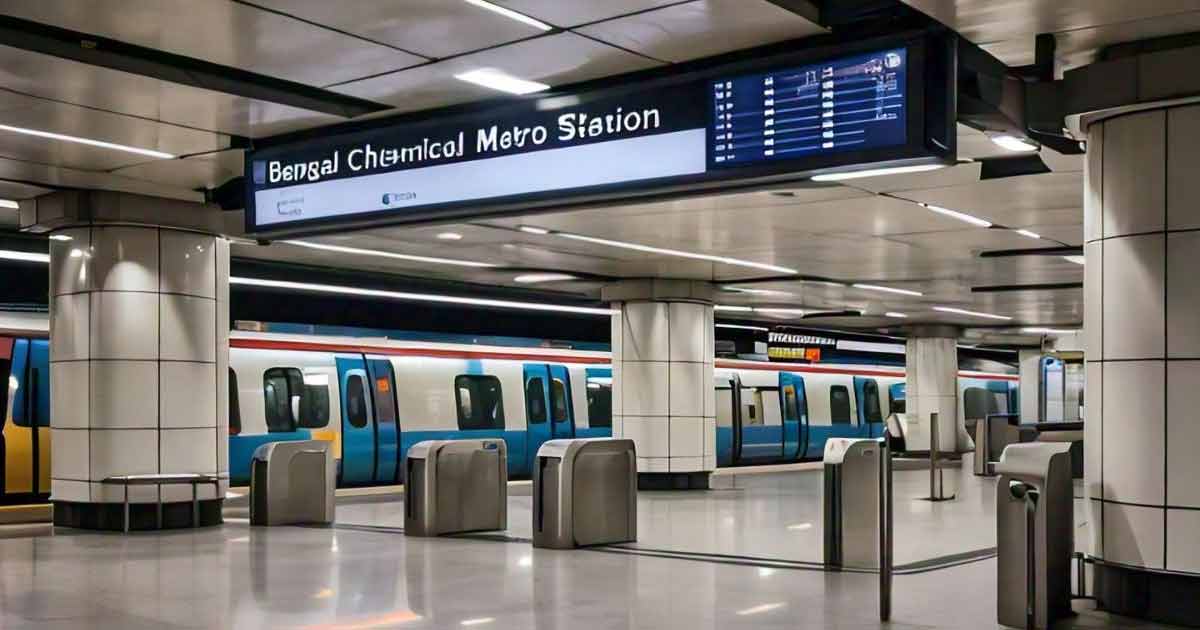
[{"left": 245, "top": 33, "right": 954, "bottom": 236}]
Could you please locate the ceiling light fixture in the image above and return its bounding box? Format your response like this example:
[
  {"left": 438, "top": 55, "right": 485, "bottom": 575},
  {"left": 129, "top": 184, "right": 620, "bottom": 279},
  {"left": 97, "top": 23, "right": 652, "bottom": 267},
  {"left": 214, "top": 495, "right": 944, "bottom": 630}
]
[
  {"left": 1015, "top": 229, "right": 1041, "bottom": 239},
  {"left": 460, "top": 618, "right": 496, "bottom": 627},
  {"left": 932, "top": 306, "right": 1012, "bottom": 321},
  {"left": 754, "top": 308, "right": 805, "bottom": 316},
  {"left": 556, "top": 232, "right": 798, "bottom": 274},
  {"left": 281, "top": 240, "right": 497, "bottom": 268},
  {"left": 229, "top": 277, "right": 618, "bottom": 316},
  {"left": 884, "top": 312, "right": 908, "bottom": 318},
  {"left": 454, "top": 69, "right": 550, "bottom": 95},
  {"left": 920, "top": 203, "right": 993, "bottom": 228},
  {"left": 810, "top": 164, "right": 946, "bottom": 182},
  {"left": 0, "top": 199, "right": 18, "bottom": 209},
  {"left": 1063, "top": 255, "right": 1085, "bottom": 265},
  {"left": 736, "top": 603, "right": 787, "bottom": 616},
  {"left": 722, "top": 286, "right": 794, "bottom": 297},
  {"left": 0, "top": 123, "right": 175, "bottom": 159},
  {"left": 518, "top": 225, "right": 550, "bottom": 235},
  {"left": 1022, "top": 327, "right": 1079, "bottom": 334},
  {"left": 715, "top": 323, "right": 769, "bottom": 332},
  {"left": 48, "top": 234, "right": 73, "bottom": 241},
  {"left": 990, "top": 135, "right": 1039, "bottom": 152},
  {"left": 513, "top": 273, "right": 577, "bottom": 284},
  {"left": 436, "top": 232, "right": 463, "bottom": 241},
  {"left": 0, "top": 249, "right": 49, "bottom": 263},
  {"left": 714, "top": 305, "right": 753, "bottom": 312},
  {"left": 853, "top": 283, "right": 924, "bottom": 297},
  {"left": 462, "top": 0, "right": 553, "bottom": 30}
]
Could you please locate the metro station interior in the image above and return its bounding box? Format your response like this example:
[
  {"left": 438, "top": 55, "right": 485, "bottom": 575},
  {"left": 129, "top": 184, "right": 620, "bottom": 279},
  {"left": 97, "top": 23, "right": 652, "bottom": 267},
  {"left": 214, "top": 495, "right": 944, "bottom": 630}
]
[{"left": 0, "top": 1, "right": 1196, "bottom": 628}]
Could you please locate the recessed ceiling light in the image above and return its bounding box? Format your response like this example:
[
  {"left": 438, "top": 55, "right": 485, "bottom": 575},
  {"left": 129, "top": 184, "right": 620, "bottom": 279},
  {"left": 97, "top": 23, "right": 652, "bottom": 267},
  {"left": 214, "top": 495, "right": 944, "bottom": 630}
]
[
  {"left": 1063, "top": 255, "right": 1085, "bottom": 265},
  {"left": 884, "top": 312, "right": 908, "bottom": 318},
  {"left": 1015, "top": 229, "right": 1041, "bottom": 239},
  {"left": 755, "top": 308, "right": 805, "bottom": 316},
  {"left": 852, "top": 283, "right": 923, "bottom": 297},
  {"left": 804, "top": 280, "right": 846, "bottom": 288},
  {"left": 1022, "top": 327, "right": 1079, "bottom": 334},
  {"left": 716, "top": 323, "right": 769, "bottom": 332},
  {"left": 0, "top": 199, "right": 18, "bottom": 209},
  {"left": 0, "top": 123, "right": 174, "bottom": 159},
  {"left": 436, "top": 232, "right": 463, "bottom": 241},
  {"left": 920, "top": 203, "right": 993, "bottom": 228},
  {"left": 991, "top": 135, "right": 1039, "bottom": 152},
  {"left": 556, "top": 232, "right": 798, "bottom": 274},
  {"left": 460, "top": 618, "right": 496, "bottom": 627},
  {"left": 714, "top": 305, "right": 754, "bottom": 312},
  {"left": 810, "top": 164, "right": 946, "bottom": 182},
  {"left": 736, "top": 603, "right": 786, "bottom": 616},
  {"left": 513, "top": 273, "right": 577, "bottom": 284},
  {"left": 282, "top": 240, "right": 497, "bottom": 268},
  {"left": 0, "top": 249, "right": 49, "bottom": 263},
  {"left": 722, "top": 286, "right": 794, "bottom": 297},
  {"left": 229, "top": 277, "right": 618, "bottom": 316},
  {"left": 932, "top": 306, "right": 1012, "bottom": 321},
  {"left": 48, "top": 234, "right": 73, "bottom": 241},
  {"left": 462, "top": 0, "right": 552, "bottom": 30},
  {"left": 454, "top": 69, "right": 550, "bottom": 95},
  {"left": 518, "top": 225, "right": 550, "bottom": 235}
]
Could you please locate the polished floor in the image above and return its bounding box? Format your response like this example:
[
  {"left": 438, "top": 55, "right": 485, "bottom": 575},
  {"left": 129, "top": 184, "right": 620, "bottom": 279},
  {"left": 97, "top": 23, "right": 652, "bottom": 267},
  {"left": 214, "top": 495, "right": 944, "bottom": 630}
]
[{"left": 0, "top": 462, "right": 1174, "bottom": 629}]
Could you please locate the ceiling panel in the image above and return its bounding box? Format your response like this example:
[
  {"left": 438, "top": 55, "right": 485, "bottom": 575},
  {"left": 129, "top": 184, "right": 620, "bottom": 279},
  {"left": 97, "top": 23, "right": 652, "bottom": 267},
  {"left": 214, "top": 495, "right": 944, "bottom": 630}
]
[
  {"left": 0, "top": 45, "right": 342, "bottom": 138},
  {"left": 0, "top": 156, "right": 203, "bottom": 201},
  {"left": 112, "top": 149, "right": 243, "bottom": 190},
  {"left": 0, "top": 181, "right": 51, "bottom": 200},
  {"left": 892, "top": 171, "right": 1083, "bottom": 232},
  {"left": 576, "top": 0, "right": 826, "bottom": 63},
  {"left": 496, "top": 0, "right": 686, "bottom": 27},
  {"left": 332, "top": 32, "right": 662, "bottom": 112},
  {"left": 0, "top": 0, "right": 422, "bottom": 87}
]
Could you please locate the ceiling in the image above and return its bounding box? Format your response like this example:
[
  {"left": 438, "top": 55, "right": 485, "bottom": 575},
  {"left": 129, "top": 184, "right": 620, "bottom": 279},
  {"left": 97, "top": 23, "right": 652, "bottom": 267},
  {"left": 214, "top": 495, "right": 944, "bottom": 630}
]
[{"left": 0, "top": 1, "right": 1196, "bottom": 344}]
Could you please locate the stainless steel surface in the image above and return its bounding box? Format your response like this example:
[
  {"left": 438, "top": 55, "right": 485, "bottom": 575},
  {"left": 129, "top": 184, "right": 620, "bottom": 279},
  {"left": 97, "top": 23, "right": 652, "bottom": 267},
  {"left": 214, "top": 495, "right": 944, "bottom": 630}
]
[
  {"left": 248, "top": 440, "right": 335, "bottom": 527},
  {"left": 101, "top": 473, "right": 221, "bottom": 533},
  {"left": 822, "top": 438, "right": 885, "bottom": 570},
  {"left": 928, "top": 413, "right": 956, "bottom": 501},
  {"left": 404, "top": 439, "right": 507, "bottom": 537},
  {"left": 976, "top": 414, "right": 1022, "bottom": 476},
  {"left": 532, "top": 438, "right": 637, "bottom": 549},
  {"left": 880, "top": 438, "right": 893, "bottom": 622},
  {"left": 496, "top": 0, "right": 685, "bottom": 27}
]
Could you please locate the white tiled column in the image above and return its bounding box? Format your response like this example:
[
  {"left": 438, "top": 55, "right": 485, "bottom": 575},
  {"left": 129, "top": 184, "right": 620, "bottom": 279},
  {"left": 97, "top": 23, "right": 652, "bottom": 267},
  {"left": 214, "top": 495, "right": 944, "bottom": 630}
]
[
  {"left": 48, "top": 224, "right": 229, "bottom": 529},
  {"left": 1084, "top": 105, "right": 1200, "bottom": 574},
  {"left": 904, "top": 331, "right": 960, "bottom": 453},
  {"left": 606, "top": 280, "right": 715, "bottom": 489}
]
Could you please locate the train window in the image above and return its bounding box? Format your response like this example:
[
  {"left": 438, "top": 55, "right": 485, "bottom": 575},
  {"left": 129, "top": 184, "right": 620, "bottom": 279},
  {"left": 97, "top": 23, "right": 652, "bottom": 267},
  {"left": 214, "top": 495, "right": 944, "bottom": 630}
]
[
  {"left": 228, "top": 368, "right": 241, "bottom": 436},
  {"left": 263, "top": 368, "right": 302, "bottom": 432},
  {"left": 890, "top": 398, "right": 906, "bottom": 414},
  {"left": 830, "top": 386, "right": 851, "bottom": 425},
  {"left": 345, "top": 374, "right": 369, "bottom": 429},
  {"left": 862, "top": 381, "right": 882, "bottom": 423},
  {"left": 551, "top": 378, "right": 569, "bottom": 422},
  {"left": 964, "top": 387, "right": 998, "bottom": 420},
  {"left": 299, "top": 374, "right": 331, "bottom": 429},
  {"left": 456, "top": 375, "right": 505, "bottom": 430},
  {"left": 586, "top": 378, "right": 612, "bottom": 428},
  {"left": 525, "top": 377, "right": 547, "bottom": 424}
]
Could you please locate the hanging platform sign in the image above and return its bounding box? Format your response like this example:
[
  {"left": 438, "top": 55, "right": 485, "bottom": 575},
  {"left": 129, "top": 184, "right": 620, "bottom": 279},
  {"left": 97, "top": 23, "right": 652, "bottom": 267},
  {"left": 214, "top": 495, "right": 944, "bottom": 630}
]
[{"left": 245, "top": 31, "right": 954, "bottom": 236}]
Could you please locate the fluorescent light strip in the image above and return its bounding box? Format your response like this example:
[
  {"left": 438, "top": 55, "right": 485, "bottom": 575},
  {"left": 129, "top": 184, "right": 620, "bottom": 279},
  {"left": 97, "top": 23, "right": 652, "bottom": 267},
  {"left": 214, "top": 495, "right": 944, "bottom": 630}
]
[
  {"left": 436, "top": 232, "right": 463, "bottom": 241},
  {"left": 513, "top": 273, "right": 576, "bottom": 284},
  {"left": 1022, "top": 327, "right": 1079, "bottom": 334},
  {"left": 853, "top": 283, "right": 923, "bottom": 297},
  {"left": 1015, "top": 229, "right": 1040, "bottom": 239},
  {"left": 282, "top": 240, "right": 497, "bottom": 268},
  {"left": 722, "top": 286, "right": 794, "bottom": 297},
  {"left": 0, "top": 249, "right": 49, "bottom": 263},
  {"left": 920, "top": 203, "right": 992, "bottom": 228},
  {"left": 230, "top": 277, "right": 618, "bottom": 316},
  {"left": 462, "top": 0, "right": 552, "bottom": 30},
  {"left": 991, "top": 135, "right": 1038, "bottom": 152},
  {"left": 810, "top": 164, "right": 945, "bottom": 182},
  {"left": 0, "top": 123, "right": 174, "bottom": 159},
  {"left": 519, "top": 225, "right": 550, "bottom": 235},
  {"left": 714, "top": 305, "right": 753, "bottom": 312},
  {"left": 736, "top": 603, "right": 786, "bottom": 616},
  {"left": 932, "top": 306, "right": 1012, "bottom": 321},
  {"left": 716, "top": 323, "right": 769, "bottom": 332},
  {"left": 454, "top": 69, "right": 549, "bottom": 95},
  {"left": 884, "top": 312, "right": 908, "bottom": 318},
  {"left": 0, "top": 199, "right": 18, "bottom": 209},
  {"left": 1063, "top": 255, "right": 1085, "bottom": 265},
  {"left": 754, "top": 308, "right": 805, "bottom": 316},
  {"left": 555, "top": 232, "right": 798, "bottom": 274}
]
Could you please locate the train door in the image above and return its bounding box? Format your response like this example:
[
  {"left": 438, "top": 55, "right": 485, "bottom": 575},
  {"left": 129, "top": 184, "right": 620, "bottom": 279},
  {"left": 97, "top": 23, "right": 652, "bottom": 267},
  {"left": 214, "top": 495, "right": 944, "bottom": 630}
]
[
  {"left": 4, "top": 338, "right": 50, "bottom": 501},
  {"left": 548, "top": 365, "right": 576, "bottom": 442},
  {"left": 715, "top": 375, "right": 739, "bottom": 466},
  {"left": 337, "top": 356, "right": 376, "bottom": 486},
  {"left": 779, "top": 373, "right": 809, "bottom": 461},
  {"left": 523, "top": 364, "right": 553, "bottom": 473},
  {"left": 854, "top": 377, "right": 884, "bottom": 438},
  {"left": 738, "top": 385, "right": 783, "bottom": 462},
  {"left": 366, "top": 358, "right": 400, "bottom": 484}
]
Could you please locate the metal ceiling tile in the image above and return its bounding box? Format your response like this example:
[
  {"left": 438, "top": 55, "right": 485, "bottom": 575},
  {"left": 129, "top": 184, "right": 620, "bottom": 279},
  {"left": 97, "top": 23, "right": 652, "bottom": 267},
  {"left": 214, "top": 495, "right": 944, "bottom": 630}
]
[
  {"left": 495, "top": 0, "right": 687, "bottom": 27},
  {"left": 250, "top": 0, "right": 542, "bottom": 59},
  {"left": 896, "top": 171, "right": 1084, "bottom": 223},
  {"left": 0, "top": 0, "right": 423, "bottom": 87},
  {"left": 0, "top": 181, "right": 52, "bottom": 200},
  {"left": 574, "top": 0, "right": 826, "bottom": 63},
  {"left": 0, "top": 45, "right": 343, "bottom": 138},
  {"left": 0, "top": 155, "right": 203, "bottom": 202},
  {"left": 331, "top": 32, "right": 661, "bottom": 112},
  {"left": 112, "top": 150, "right": 244, "bottom": 191}
]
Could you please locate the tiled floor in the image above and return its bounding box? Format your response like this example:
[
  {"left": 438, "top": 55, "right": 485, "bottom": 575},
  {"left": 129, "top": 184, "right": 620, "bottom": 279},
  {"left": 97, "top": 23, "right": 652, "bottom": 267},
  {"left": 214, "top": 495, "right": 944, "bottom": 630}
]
[{"left": 0, "top": 463, "right": 1175, "bottom": 629}]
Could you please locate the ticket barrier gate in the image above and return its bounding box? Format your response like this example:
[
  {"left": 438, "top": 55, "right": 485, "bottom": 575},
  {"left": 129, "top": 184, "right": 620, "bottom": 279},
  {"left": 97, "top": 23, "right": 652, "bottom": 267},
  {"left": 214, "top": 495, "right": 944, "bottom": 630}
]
[
  {"left": 250, "top": 440, "right": 335, "bottom": 526},
  {"left": 995, "top": 442, "right": 1074, "bottom": 629},
  {"left": 823, "top": 437, "right": 893, "bottom": 620},
  {"left": 975, "top": 413, "right": 1021, "bottom": 476},
  {"left": 533, "top": 438, "right": 636, "bottom": 549},
  {"left": 405, "top": 439, "right": 507, "bottom": 537}
]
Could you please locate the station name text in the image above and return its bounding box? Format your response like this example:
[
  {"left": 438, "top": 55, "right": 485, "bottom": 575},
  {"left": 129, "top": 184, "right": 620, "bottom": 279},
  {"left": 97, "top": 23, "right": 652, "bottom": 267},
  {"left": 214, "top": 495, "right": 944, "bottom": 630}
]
[{"left": 262, "top": 107, "right": 663, "bottom": 186}]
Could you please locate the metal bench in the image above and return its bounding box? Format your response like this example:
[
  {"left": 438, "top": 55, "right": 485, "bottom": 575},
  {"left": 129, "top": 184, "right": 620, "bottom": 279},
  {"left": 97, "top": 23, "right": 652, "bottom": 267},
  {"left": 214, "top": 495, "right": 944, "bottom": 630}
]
[{"left": 101, "top": 473, "right": 221, "bottom": 532}]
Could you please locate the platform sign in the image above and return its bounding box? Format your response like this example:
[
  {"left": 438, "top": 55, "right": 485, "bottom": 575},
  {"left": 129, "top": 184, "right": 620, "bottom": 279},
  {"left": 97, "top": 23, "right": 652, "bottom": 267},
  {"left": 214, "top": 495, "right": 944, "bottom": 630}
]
[{"left": 245, "top": 34, "right": 953, "bottom": 236}]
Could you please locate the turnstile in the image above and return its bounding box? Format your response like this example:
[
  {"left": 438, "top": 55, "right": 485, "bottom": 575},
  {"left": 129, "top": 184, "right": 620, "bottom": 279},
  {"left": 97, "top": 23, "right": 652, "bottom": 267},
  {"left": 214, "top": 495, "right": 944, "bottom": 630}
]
[
  {"left": 995, "top": 442, "right": 1074, "bottom": 630},
  {"left": 533, "top": 438, "right": 636, "bottom": 549},
  {"left": 405, "top": 439, "right": 507, "bottom": 537},
  {"left": 823, "top": 437, "right": 891, "bottom": 570},
  {"left": 250, "top": 440, "right": 335, "bottom": 526},
  {"left": 975, "top": 413, "right": 1021, "bottom": 476}
]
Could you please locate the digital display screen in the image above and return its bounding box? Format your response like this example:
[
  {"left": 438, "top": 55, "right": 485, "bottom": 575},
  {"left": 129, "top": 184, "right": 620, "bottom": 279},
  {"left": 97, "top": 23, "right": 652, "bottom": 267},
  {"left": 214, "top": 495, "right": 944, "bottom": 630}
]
[{"left": 710, "top": 48, "right": 907, "bottom": 167}]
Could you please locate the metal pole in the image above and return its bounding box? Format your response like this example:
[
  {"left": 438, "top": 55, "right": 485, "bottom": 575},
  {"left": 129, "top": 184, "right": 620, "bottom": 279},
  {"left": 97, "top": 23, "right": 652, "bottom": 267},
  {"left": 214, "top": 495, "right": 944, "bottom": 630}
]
[
  {"left": 1025, "top": 490, "right": 1039, "bottom": 630},
  {"left": 879, "top": 437, "right": 893, "bottom": 622},
  {"left": 929, "top": 412, "right": 939, "bottom": 499}
]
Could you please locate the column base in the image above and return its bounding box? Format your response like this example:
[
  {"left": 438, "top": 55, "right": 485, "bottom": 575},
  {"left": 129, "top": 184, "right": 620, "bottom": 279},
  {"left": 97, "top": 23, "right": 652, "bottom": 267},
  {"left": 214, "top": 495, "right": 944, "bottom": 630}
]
[
  {"left": 637, "top": 472, "right": 710, "bottom": 491},
  {"left": 1095, "top": 560, "right": 1200, "bottom": 627},
  {"left": 52, "top": 499, "right": 224, "bottom": 531}
]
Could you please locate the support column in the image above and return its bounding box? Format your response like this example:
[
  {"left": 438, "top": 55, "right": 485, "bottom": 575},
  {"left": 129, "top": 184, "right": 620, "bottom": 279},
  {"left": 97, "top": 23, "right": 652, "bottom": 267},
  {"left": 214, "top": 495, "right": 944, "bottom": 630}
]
[
  {"left": 602, "top": 280, "right": 715, "bottom": 490},
  {"left": 24, "top": 191, "right": 229, "bottom": 530},
  {"left": 904, "top": 327, "right": 962, "bottom": 454},
  {"left": 1018, "top": 348, "right": 1042, "bottom": 423},
  {"left": 1084, "top": 104, "right": 1200, "bottom": 622}
]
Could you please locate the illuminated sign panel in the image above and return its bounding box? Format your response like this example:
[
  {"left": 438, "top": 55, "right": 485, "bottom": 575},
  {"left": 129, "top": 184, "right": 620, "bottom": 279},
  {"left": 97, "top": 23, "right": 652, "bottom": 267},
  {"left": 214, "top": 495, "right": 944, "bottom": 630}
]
[{"left": 246, "top": 35, "right": 952, "bottom": 235}]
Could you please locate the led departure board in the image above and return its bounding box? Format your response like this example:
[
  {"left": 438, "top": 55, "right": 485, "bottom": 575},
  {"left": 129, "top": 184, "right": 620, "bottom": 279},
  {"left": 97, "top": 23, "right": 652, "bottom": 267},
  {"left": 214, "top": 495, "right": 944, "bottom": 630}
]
[{"left": 710, "top": 48, "right": 907, "bottom": 167}]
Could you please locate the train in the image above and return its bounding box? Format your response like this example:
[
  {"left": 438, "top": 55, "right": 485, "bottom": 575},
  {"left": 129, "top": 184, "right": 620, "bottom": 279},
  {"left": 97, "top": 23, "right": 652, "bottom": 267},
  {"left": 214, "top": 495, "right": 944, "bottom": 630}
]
[{"left": 1, "top": 325, "right": 1018, "bottom": 503}]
